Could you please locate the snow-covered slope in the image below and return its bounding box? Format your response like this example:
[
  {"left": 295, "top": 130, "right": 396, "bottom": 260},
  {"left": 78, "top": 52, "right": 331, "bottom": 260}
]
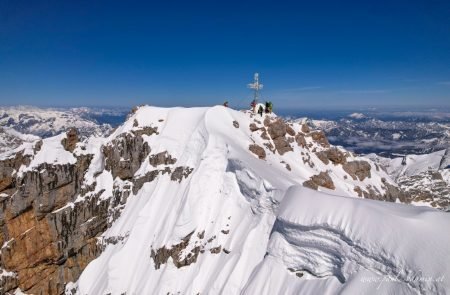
[
  {"left": 67, "top": 106, "right": 447, "bottom": 294},
  {"left": 2, "top": 105, "right": 448, "bottom": 294},
  {"left": 245, "top": 186, "right": 450, "bottom": 294}
]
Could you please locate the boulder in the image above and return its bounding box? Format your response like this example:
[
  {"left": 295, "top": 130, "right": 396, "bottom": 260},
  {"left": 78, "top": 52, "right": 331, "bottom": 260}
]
[
  {"left": 267, "top": 119, "right": 287, "bottom": 139},
  {"left": 301, "top": 123, "right": 310, "bottom": 133},
  {"left": 249, "top": 144, "right": 266, "bottom": 159},
  {"left": 286, "top": 125, "right": 296, "bottom": 136},
  {"left": 61, "top": 128, "right": 79, "bottom": 152},
  {"left": 273, "top": 137, "right": 293, "bottom": 155},
  {"left": 342, "top": 160, "right": 371, "bottom": 181},
  {"left": 316, "top": 148, "right": 347, "bottom": 165},
  {"left": 308, "top": 131, "right": 329, "bottom": 147},
  {"left": 303, "top": 171, "right": 335, "bottom": 190},
  {"left": 295, "top": 134, "right": 307, "bottom": 148}
]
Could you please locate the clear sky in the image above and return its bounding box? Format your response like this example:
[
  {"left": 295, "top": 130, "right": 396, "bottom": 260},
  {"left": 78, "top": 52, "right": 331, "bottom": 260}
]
[{"left": 0, "top": 0, "right": 449, "bottom": 108}]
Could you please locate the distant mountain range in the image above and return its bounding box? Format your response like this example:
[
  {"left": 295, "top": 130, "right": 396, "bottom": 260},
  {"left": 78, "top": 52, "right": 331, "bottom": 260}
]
[
  {"left": 289, "top": 111, "right": 450, "bottom": 157},
  {"left": 0, "top": 106, "right": 129, "bottom": 154}
]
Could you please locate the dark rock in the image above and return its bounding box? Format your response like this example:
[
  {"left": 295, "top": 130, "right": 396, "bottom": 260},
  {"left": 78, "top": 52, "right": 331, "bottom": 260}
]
[
  {"left": 267, "top": 119, "right": 287, "bottom": 139},
  {"left": 303, "top": 171, "right": 335, "bottom": 190},
  {"left": 249, "top": 144, "right": 266, "bottom": 159},
  {"left": 170, "top": 166, "right": 194, "bottom": 182},
  {"left": 316, "top": 148, "right": 347, "bottom": 165},
  {"left": 61, "top": 128, "right": 79, "bottom": 152},
  {"left": 295, "top": 134, "right": 307, "bottom": 148},
  {"left": 286, "top": 125, "right": 296, "bottom": 136},
  {"left": 249, "top": 123, "right": 259, "bottom": 132},
  {"left": 210, "top": 246, "right": 222, "bottom": 254},
  {"left": 103, "top": 133, "right": 151, "bottom": 180},
  {"left": 260, "top": 130, "right": 270, "bottom": 140},
  {"left": 342, "top": 161, "right": 371, "bottom": 181},
  {"left": 233, "top": 121, "right": 239, "bottom": 128},
  {"left": 301, "top": 124, "right": 310, "bottom": 133},
  {"left": 149, "top": 151, "right": 177, "bottom": 167},
  {"left": 308, "top": 131, "right": 329, "bottom": 147},
  {"left": 273, "top": 137, "right": 293, "bottom": 155}
]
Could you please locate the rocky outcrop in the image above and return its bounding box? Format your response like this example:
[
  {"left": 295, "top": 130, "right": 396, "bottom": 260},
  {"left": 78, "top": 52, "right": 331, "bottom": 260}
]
[
  {"left": 342, "top": 160, "right": 371, "bottom": 181},
  {"left": 0, "top": 118, "right": 164, "bottom": 294},
  {"left": 249, "top": 144, "right": 266, "bottom": 159},
  {"left": 395, "top": 170, "right": 450, "bottom": 209},
  {"left": 273, "top": 137, "right": 293, "bottom": 155},
  {"left": 316, "top": 148, "right": 347, "bottom": 165},
  {"left": 295, "top": 134, "right": 306, "bottom": 148},
  {"left": 303, "top": 171, "right": 335, "bottom": 190},
  {"left": 307, "top": 131, "right": 329, "bottom": 147},
  {"left": 0, "top": 151, "right": 31, "bottom": 194},
  {"left": 61, "top": 128, "right": 79, "bottom": 152},
  {"left": 301, "top": 123, "right": 310, "bottom": 133},
  {"left": 0, "top": 152, "right": 113, "bottom": 294},
  {"left": 103, "top": 133, "right": 151, "bottom": 180},
  {"left": 149, "top": 151, "right": 177, "bottom": 167},
  {"left": 150, "top": 230, "right": 221, "bottom": 270},
  {"left": 267, "top": 119, "right": 287, "bottom": 139},
  {"left": 171, "top": 166, "right": 194, "bottom": 183}
]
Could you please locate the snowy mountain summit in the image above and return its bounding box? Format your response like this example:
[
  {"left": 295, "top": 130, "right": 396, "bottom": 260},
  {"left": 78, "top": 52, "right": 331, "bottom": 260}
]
[{"left": 0, "top": 106, "right": 449, "bottom": 294}]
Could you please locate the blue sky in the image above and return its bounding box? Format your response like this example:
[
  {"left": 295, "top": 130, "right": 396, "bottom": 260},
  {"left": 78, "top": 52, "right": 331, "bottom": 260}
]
[{"left": 0, "top": 0, "right": 449, "bottom": 108}]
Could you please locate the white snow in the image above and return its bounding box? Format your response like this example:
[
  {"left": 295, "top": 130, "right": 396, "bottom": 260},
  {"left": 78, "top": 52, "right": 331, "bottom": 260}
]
[
  {"left": 392, "top": 132, "right": 401, "bottom": 140},
  {"left": 348, "top": 112, "right": 366, "bottom": 119},
  {"left": 19, "top": 133, "right": 76, "bottom": 176},
  {"left": 244, "top": 187, "right": 450, "bottom": 294},
  {"left": 68, "top": 106, "right": 450, "bottom": 294}
]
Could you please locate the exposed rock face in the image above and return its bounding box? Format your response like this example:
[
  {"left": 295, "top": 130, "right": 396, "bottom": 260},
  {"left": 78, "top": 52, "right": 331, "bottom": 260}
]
[
  {"left": 103, "top": 132, "right": 151, "bottom": 180},
  {"left": 295, "top": 134, "right": 306, "bottom": 148},
  {"left": 0, "top": 151, "right": 31, "bottom": 193},
  {"left": 0, "top": 116, "right": 167, "bottom": 294},
  {"left": 249, "top": 123, "right": 260, "bottom": 132},
  {"left": 149, "top": 151, "right": 177, "bottom": 167},
  {"left": 150, "top": 230, "right": 221, "bottom": 270},
  {"left": 273, "top": 137, "right": 293, "bottom": 155},
  {"left": 316, "top": 148, "right": 347, "bottom": 165},
  {"left": 308, "top": 131, "right": 329, "bottom": 147},
  {"left": 0, "top": 153, "right": 111, "bottom": 294},
  {"left": 249, "top": 144, "right": 266, "bottom": 159},
  {"left": 286, "top": 125, "right": 296, "bottom": 136},
  {"left": 233, "top": 121, "right": 239, "bottom": 128},
  {"left": 267, "top": 119, "right": 287, "bottom": 139},
  {"left": 395, "top": 170, "right": 450, "bottom": 209},
  {"left": 303, "top": 171, "right": 335, "bottom": 190},
  {"left": 61, "top": 128, "right": 79, "bottom": 152},
  {"left": 171, "top": 166, "right": 194, "bottom": 182},
  {"left": 301, "top": 123, "right": 310, "bottom": 133},
  {"left": 342, "top": 160, "right": 372, "bottom": 181}
]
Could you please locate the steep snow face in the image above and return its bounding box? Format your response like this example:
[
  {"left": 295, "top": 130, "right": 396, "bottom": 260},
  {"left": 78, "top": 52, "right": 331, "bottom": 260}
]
[
  {"left": 0, "top": 106, "right": 111, "bottom": 138},
  {"left": 64, "top": 106, "right": 448, "bottom": 294},
  {"left": 244, "top": 186, "right": 450, "bottom": 294}
]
